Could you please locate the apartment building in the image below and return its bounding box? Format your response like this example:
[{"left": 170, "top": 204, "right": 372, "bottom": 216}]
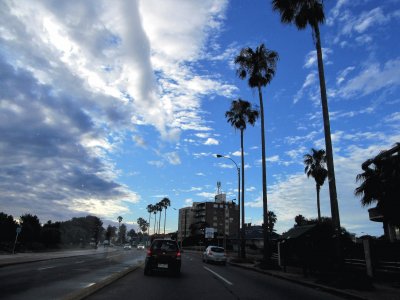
[{"left": 178, "top": 193, "right": 239, "bottom": 242}]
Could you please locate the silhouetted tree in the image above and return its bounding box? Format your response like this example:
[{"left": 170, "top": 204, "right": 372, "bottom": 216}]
[
  {"left": 160, "top": 197, "right": 171, "bottom": 234},
  {"left": 272, "top": 0, "right": 341, "bottom": 233},
  {"left": 19, "top": 214, "right": 41, "bottom": 247},
  {"left": 0, "top": 212, "right": 17, "bottom": 242},
  {"left": 267, "top": 211, "right": 277, "bottom": 233},
  {"left": 304, "top": 148, "right": 328, "bottom": 222},
  {"left": 235, "top": 43, "right": 278, "bottom": 263},
  {"left": 226, "top": 98, "right": 259, "bottom": 258}
]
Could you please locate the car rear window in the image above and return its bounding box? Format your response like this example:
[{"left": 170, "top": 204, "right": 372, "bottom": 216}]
[
  {"left": 210, "top": 247, "right": 224, "bottom": 253},
  {"left": 151, "top": 240, "right": 178, "bottom": 251}
]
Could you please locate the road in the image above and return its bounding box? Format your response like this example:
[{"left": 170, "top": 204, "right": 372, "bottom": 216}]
[
  {"left": 87, "top": 251, "right": 343, "bottom": 300},
  {"left": 0, "top": 248, "right": 146, "bottom": 300}
]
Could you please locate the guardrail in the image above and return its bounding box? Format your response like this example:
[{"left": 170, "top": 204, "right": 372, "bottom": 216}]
[{"left": 345, "top": 258, "right": 400, "bottom": 275}]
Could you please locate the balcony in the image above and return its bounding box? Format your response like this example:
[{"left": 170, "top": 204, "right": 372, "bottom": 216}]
[{"left": 368, "top": 206, "right": 384, "bottom": 222}]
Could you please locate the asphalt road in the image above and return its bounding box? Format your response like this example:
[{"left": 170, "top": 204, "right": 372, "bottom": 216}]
[
  {"left": 0, "top": 248, "right": 146, "bottom": 300},
  {"left": 86, "top": 251, "right": 344, "bottom": 300}
]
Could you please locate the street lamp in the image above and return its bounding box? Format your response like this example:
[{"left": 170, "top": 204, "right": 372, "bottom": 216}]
[{"left": 216, "top": 154, "right": 241, "bottom": 257}]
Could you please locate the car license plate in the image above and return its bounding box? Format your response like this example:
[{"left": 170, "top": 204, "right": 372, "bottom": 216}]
[{"left": 158, "top": 264, "right": 168, "bottom": 268}]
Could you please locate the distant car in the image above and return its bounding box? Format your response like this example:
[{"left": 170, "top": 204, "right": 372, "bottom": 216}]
[
  {"left": 123, "top": 244, "right": 132, "bottom": 250},
  {"left": 203, "top": 246, "right": 227, "bottom": 265},
  {"left": 137, "top": 243, "right": 145, "bottom": 250},
  {"left": 144, "top": 239, "right": 181, "bottom": 276}
]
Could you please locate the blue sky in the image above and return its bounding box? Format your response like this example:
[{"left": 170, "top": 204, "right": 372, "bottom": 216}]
[{"left": 1, "top": 0, "right": 399, "bottom": 237}]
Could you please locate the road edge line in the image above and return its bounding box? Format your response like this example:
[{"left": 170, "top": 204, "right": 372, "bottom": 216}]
[{"left": 61, "top": 262, "right": 144, "bottom": 300}]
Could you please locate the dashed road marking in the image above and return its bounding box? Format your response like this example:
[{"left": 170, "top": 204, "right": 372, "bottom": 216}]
[
  {"left": 204, "top": 266, "right": 233, "bottom": 286},
  {"left": 37, "top": 266, "right": 56, "bottom": 271}
]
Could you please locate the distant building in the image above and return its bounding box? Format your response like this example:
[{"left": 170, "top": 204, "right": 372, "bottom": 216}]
[{"left": 177, "top": 193, "right": 239, "bottom": 244}]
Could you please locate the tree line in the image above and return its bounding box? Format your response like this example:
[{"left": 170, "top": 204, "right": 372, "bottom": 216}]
[{"left": 0, "top": 212, "right": 145, "bottom": 253}]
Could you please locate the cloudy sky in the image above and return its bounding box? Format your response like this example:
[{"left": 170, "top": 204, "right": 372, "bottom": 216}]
[{"left": 1, "top": 0, "right": 399, "bottom": 236}]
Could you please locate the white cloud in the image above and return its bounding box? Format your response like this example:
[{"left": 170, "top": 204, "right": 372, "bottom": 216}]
[
  {"left": 336, "top": 66, "right": 355, "bottom": 85},
  {"left": 193, "top": 152, "right": 212, "bottom": 158},
  {"left": 303, "top": 48, "right": 332, "bottom": 69},
  {"left": 195, "top": 133, "right": 210, "bottom": 138},
  {"left": 266, "top": 155, "right": 280, "bottom": 163},
  {"left": 197, "top": 192, "right": 215, "bottom": 199},
  {"left": 204, "top": 137, "right": 219, "bottom": 145},
  {"left": 246, "top": 186, "right": 256, "bottom": 192},
  {"left": 218, "top": 163, "right": 235, "bottom": 169},
  {"left": 165, "top": 152, "right": 181, "bottom": 165},
  {"left": 148, "top": 160, "right": 164, "bottom": 168},
  {"left": 293, "top": 72, "right": 317, "bottom": 104},
  {"left": 184, "top": 198, "right": 194, "bottom": 206},
  {"left": 386, "top": 112, "right": 400, "bottom": 123},
  {"left": 338, "top": 58, "right": 400, "bottom": 98}
]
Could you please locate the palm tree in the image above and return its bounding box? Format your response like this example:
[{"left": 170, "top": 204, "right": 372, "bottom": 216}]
[
  {"left": 146, "top": 204, "right": 153, "bottom": 236},
  {"left": 160, "top": 197, "right": 171, "bottom": 235},
  {"left": 117, "top": 216, "right": 123, "bottom": 244},
  {"left": 304, "top": 148, "right": 328, "bottom": 222},
  {"left": 152, "top": 205, "right": 158, "bottom": 235},
  {"left": 225, "top": 98, "right": 259, "bottom": 258},
  {"left": 235, "top": 43, "right": 278, "bottom": 262},
  {"left": 272, "top": 0, "right": 341, "bottom": 233},
  {"left": 355, "top": 143, "right": 400, "bottom": 236},
  {"left": 156, "top": 202, "right": 163, "bottom": 234}
]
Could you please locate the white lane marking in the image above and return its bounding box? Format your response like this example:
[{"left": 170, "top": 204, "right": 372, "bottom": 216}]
[
  {"left": 37, "top": 266, "right": 56, "bottom": 271},
  {"left": 75, "top": 260, "right": 85, "bottom": 264},
  {"left": 203, "top": 266, "right": 233, "bottom": 286},
  {"left": 84, "top": 283, "right": 96, "bottom": 288}
]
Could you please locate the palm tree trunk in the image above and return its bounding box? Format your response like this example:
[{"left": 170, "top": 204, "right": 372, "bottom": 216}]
[
  {"left": 159, "top": 211, "right": 162, "bottom": 234},
  {"left": 240, "top": 129, "right": 246, "bottom": 259},
  {"left": 258, "top": 84, "right": 270, "bottom": 263},
  {"left": 314, "top": 24, "right": 341, "bottom": 232},
  {"left": 316, "top": 184, "right": 321, "bottom": 222},
  {"left": 164, "top": 208, "right": 167, "bottom": 235},
  {"left": 148, "top": 213, "right": 151, "bottom": 237},
  {"left": 154, "top": 214, "right": 157, "bottom": 235}
]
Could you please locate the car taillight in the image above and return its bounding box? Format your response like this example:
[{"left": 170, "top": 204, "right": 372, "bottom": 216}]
[
  {"left": 146, "top": 249, "right": 152, "bottom": 257},
  {"left": 176, "top": 250, "right": 181, "bottom": 258}
]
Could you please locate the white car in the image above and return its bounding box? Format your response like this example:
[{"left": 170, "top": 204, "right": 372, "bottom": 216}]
[
  {"left": 203, "top": 246, "right": 227, "bottom": 265},
  {"left": 123, "top": 244, "right": 132, "bottom": 250},
  {"left": 137, "top": 243, "right": 145, "bottom": 250}
]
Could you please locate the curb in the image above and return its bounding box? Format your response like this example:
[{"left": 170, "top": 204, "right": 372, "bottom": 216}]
[
  {"left": 228, "top": 262, "right": 368, "bottom": 300},
  {"left": 62, "top": 261, "right": 144, "bottom": 300}
]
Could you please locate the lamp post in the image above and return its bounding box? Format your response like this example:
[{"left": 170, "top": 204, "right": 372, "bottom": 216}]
[{"left": 216, "top": 154, "right": 241, "bottom": 257}]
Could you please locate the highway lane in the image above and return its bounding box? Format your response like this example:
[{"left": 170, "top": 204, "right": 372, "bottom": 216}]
[
  {"left": 0, "top": 248, "right": 146, "bottom": 300},
  {"left": 86, "top": 251, "right": 344, "bottom": 300}
]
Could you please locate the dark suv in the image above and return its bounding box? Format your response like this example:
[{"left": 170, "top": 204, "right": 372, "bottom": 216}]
[{"left": 144, "top": 239, "right": 181, "bottom": 276}]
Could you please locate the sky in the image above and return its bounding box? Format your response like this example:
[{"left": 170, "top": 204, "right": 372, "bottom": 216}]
[{"left": 0, "top": 0, "right": 399, "bottom": 237}]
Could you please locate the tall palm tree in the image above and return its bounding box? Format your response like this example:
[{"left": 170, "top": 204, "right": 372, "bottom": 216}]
[
  {"left": 235, "top": 43, "right": 278, "bottom": 262},
  {"left": 117, "top": 216, "right": 123, "bottom": 244},
  {"left": 160, "top": 197, "right": 171, "bottom": 235},
  {"left": 304, "top": 148, "right": 328, "bottom": 222},
  {"left": 146, "top": 204, "right": 153, "bottom": 236},
  {"left": 225, "top": 98, "right": 259, "bottom": 258},
  {"left": 152, "top": 205, "right": 158, "bottom": 235},
  {"left": 272, "top": 0, "right": 341, "bottom": 233},
  {"left": 156, "top": 202, "right": 163, "bottom": 234}
]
